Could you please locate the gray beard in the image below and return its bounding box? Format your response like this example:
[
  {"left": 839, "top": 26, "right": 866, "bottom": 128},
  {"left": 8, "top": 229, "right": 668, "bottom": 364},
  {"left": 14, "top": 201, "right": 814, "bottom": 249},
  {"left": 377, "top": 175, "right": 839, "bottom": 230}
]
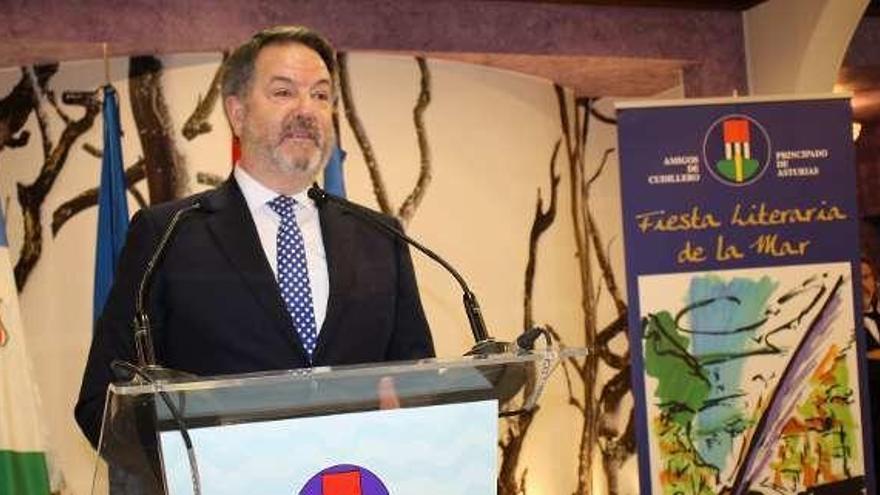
[{"left": 271, "top": 145, "right": 326, "bottom": 177}]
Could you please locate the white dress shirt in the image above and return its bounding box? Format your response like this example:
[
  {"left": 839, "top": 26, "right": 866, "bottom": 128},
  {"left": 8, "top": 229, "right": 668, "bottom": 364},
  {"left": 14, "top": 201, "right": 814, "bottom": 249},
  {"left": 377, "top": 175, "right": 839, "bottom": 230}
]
[{"left": 233, "top": 166, "right": 329, "bottom": 332}]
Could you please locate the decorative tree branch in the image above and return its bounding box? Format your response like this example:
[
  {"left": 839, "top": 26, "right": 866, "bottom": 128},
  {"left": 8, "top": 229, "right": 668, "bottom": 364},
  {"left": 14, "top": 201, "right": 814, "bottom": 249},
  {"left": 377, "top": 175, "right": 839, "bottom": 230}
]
[
  {"left": 26, "top": 65, "right": 70, "bottom": 126},
  {"left": 517, "top": 470, "right": 529, "bottom": 495},
  {"left": 587, "top": 208, "right": 627, "bottom": 317},
  {"left": 523, "top": 140, "right": 561, "bottom": 330},
  {"left": 44, "top": 86, "right": 72, "bottom": 125},
  {"left": 182, "top": 57, "right": 224, "bottom": 141},
  {"left": 576, "top": 97, "right": 589, "bottom": 173},
  {"left": 0, "top": 64, "right": 56, "bottom": 152},
  {"left": 397, "top": 57, "right": 432, "bottom": 226},
  {"left": 596, "top": 315, "right": 629, "bottom": 370},
  {"left": 597, "top": 365, "right": 632, "bottom": 422},
  {"left": 130, "top": 55, "right": 190, "bottom": 204},
  {"left": 25, "top": 67, "right": 54, "bottom": 159},
  {"left": 583, "top": 103, "right": 636, "bottom": 495},
  {"left": 128, "top": 180, "right": 148, "bottom": 209},
  {"left": 546, "top": 326, "right": 587, "bottom": 405},
  {"left": 590, "top": 105, "right": 617, "bottom": 125},
  {"left": 82, "top": 142, "right": 102, "bottom": 158},
  {"left": 585, "top": 147, "right": 615, "bottom": 188},
  {"left": 337, "top": 51, "right": 392, "bottom": 215},
  {"left": 196, "top": 171, "right": 224, "bottom": 188},
  {"left": 337, "top": 53, "right": 435, "bottom": 224},
  {"left": 51, "top": 158, "right": 146, "bottom": 236},
  {"left": 600, "top": 407, "right": 636, "bottom": 495},
  {"left": 5, "top": 131, "right": 30, "bottom": 149},
  {"left": 619, "top": 408, "right": 636, "bottom": 454},
  {"left": 546, "top": 325, "right": 587, "bottom": 377},
  {"left": 15, "top": 89, "right": 100, "bottom": 290},
  {"left": 498, "top": 139, "right": 561, "bottom": 495},
  {"left": 499, "top": 408, "right": 538, "bottom": 495},
  {"left": 556, "top": 88, "right": 600, "bottom": 495},
  {"left": 549, "top": 92, "right": 638, "bottom": 494}
]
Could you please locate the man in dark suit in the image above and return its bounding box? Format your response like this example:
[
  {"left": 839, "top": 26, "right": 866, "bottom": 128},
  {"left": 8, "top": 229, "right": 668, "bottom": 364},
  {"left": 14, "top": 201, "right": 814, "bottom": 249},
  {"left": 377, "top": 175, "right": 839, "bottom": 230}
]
[{"left": 75, "top": 26, "right": 434, "bottom": 448}]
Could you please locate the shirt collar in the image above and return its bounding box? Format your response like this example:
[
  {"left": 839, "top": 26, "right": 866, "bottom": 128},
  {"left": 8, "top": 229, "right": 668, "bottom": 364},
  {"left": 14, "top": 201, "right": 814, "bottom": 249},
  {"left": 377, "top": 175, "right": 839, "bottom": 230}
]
[{"left": 234, "top": 165, "right": 317, "bottom": 213}]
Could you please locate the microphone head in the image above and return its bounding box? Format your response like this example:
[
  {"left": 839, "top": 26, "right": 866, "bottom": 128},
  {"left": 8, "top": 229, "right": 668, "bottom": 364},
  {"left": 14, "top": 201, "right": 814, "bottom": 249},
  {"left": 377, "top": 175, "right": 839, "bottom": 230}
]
[
  {"left": 195, "top": 190, "right": 221, "bottom": 213},
  {"left": 307, "top": 183, "right": 327, "bottom": 206}
]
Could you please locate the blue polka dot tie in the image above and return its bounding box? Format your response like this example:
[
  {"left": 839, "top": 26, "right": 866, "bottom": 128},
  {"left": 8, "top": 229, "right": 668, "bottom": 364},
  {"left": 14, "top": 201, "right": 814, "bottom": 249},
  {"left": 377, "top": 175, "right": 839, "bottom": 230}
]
[{"left": 269, "top": 196, "right": 319, "bottom": 361}]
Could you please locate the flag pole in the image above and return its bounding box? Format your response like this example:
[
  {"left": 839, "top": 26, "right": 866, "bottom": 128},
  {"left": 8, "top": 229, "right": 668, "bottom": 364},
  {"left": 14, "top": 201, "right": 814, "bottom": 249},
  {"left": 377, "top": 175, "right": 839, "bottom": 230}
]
[{"left": 102, "top": 42, "right": 110, "bottom": 87}]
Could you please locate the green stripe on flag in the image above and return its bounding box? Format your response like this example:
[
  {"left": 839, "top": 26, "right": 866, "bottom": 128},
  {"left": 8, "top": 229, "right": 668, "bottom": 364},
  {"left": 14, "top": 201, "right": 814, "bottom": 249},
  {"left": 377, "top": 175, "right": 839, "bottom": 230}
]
[{"left": 0, "top": 450, "right": 50, "bottom": 495}]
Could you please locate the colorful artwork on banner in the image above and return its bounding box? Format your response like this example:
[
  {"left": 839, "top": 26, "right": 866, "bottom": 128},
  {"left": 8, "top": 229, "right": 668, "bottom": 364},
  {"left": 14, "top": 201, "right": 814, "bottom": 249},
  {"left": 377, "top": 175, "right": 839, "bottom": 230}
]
[
  {"left": 617, "top": 96, "right": 874, "bottom": 495},
  {"left": 640, "top": 263, "right": 861, "bottom": 493}
]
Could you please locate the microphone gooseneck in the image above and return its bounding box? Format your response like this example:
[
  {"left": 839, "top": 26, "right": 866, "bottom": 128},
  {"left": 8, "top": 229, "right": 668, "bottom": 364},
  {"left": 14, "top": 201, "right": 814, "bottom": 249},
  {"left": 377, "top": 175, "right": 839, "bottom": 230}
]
[
  {"left": 123, "top": 202, "right": 205, "bottom": 493},
  {"left": 133, "top": 201, "right": 202, "bottom": 371},
  {"left": 307, "top": 185, "right": 496, "bottom": 351},
  {"left": 111, "top": 360, "right": 202, "bottom": 495}
]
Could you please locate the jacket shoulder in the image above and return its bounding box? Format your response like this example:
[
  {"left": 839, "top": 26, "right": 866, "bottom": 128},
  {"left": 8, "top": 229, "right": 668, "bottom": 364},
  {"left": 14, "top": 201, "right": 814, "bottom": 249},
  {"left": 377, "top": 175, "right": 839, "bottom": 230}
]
[{"left": 134, "top": 180, "right": 234, "bottom": 225}]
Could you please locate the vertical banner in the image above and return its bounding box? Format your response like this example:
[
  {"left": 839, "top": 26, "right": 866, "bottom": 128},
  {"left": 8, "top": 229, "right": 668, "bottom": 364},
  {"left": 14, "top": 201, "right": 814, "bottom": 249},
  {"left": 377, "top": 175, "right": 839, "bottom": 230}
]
[{"left": 617, "top": 95, "right": 874, "bottom": 495}]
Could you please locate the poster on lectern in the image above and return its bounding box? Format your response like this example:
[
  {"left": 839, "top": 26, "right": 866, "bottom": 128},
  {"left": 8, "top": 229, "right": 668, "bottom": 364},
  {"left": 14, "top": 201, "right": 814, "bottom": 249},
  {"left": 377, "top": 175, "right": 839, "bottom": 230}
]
[
  {"left": 616, "top": 94, "right": 875, "bottom": 495},
  {"left": 159, "top": 400, "right": 497, "bottom": 495}
]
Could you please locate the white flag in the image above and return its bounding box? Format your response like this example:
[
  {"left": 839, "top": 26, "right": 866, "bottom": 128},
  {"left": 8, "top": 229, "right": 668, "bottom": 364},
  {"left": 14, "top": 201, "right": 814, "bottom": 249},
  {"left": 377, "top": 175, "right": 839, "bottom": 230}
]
[{"left": 0, "top": 207, "right": 55, "bottom": 494}]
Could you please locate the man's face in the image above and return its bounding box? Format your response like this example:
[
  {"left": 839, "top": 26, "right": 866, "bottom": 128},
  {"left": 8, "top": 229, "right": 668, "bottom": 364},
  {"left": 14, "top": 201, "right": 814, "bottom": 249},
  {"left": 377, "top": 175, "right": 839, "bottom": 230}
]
[{"left": 226, "top": 42, "right": 334, "bottom": 190}]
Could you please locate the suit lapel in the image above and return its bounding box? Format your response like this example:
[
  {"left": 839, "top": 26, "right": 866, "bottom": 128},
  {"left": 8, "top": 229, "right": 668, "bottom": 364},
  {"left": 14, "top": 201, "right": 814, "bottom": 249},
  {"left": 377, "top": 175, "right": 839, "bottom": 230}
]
[
  {"left": 313, "top": 202, "right": 355, "bottom": 361},
  {"left": 202, "top": 179, "right": 307, "bottom": 361}
]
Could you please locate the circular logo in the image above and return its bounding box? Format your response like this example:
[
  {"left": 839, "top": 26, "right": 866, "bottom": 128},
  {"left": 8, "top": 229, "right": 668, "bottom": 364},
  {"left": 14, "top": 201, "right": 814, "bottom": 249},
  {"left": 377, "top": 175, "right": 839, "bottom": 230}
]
[
  {"left": 299, "top": 464, "right": 389, "bottom": 495},
  {"left": 701, "top": 114, "right": 771, "bottom": 186}
]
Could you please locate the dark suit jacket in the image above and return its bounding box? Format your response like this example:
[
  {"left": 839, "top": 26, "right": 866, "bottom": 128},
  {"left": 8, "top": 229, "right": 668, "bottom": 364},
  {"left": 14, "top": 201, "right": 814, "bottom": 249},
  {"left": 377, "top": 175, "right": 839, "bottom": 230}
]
[{"left": 75, "top": 178, "right": 434, "bottom": 447}]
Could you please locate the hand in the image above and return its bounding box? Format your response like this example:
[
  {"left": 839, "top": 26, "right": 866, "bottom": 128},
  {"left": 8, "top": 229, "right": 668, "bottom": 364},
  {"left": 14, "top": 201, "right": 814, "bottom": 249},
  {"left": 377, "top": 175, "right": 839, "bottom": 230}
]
[{"left": 377, "top": 376, "right": 400, "bottom": 410}]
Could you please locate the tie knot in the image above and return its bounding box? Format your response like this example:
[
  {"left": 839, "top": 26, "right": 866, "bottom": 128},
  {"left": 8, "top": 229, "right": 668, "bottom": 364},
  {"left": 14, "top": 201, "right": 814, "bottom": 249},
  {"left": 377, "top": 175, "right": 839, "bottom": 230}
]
[{"left": 269, "top": 195, "right": 296, "bottom": 220}]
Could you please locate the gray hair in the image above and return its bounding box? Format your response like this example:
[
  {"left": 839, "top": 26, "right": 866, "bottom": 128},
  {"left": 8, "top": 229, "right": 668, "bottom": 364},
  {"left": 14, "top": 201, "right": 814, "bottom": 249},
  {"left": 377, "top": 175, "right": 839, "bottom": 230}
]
[{"left": 221, "top": 25, "right": 337, "bottom": 99}]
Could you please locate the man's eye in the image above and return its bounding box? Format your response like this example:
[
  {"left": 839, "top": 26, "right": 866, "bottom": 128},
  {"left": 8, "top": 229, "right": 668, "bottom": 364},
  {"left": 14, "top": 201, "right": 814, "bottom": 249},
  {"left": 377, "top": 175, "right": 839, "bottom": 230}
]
[
  {"left": 312, "top": 90, "right": 331, "bottom": 102},
  {"left": 272, "top": 88, "right": 292, "bottom": 98}
]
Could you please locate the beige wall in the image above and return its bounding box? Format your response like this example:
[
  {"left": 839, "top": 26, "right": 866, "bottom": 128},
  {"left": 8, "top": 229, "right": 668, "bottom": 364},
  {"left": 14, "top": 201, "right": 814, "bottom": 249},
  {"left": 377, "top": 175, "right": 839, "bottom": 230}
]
[
  {"left": 744, "top": 0, "right": 868, "bottom": 94},
  {"left": 0, "top": 52, "right": 592, "bottom": 494}
]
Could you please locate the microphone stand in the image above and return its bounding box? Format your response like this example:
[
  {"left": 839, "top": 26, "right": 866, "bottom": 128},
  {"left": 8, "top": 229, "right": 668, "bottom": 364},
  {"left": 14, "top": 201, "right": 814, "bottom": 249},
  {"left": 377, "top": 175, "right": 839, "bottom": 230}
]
[
  {"left": 132, "top": 202, "right": 202, "bottom": 378},
  {"left": 307, "top": 185, "right": 505, "bottom": 355},
  {"left": 113, "top": 201, "right": 204, "bottom": 495}
]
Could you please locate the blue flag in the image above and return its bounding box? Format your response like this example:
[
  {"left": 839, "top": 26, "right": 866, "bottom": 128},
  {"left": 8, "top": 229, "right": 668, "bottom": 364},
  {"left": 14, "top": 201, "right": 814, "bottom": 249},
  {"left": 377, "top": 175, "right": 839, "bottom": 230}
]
[
  {"left": 93, "top": 85, "right": 130, "bottom": 323},
  {"left": 323, "top": 144, "right": 347, "bottom": 197}
]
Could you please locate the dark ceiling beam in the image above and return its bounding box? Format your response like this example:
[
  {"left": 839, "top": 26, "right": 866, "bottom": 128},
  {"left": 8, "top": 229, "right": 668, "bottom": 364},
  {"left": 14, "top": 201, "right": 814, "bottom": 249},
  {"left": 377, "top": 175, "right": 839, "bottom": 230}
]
[
  {"left": 475, "top": 0, "right": 880, "bottom": 16},
  {"left": 0, "top": 0, "right": 749, "bottom": 97},
  {"left": 476, "top": 0, "right": 767, "bottom": 10}
]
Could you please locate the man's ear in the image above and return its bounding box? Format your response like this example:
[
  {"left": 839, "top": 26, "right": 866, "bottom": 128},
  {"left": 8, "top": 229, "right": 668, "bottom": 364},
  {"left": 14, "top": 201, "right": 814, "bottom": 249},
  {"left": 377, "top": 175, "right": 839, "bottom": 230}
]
[{"left": 224, "top": 95, "right": 245, "bottom": 137}]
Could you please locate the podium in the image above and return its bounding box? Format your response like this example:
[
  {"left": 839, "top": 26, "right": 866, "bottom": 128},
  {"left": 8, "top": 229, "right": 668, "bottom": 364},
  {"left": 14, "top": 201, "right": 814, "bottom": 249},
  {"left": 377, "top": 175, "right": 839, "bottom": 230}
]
[{"left": 90, "top": 349, "right": 586, "bottom": 494}]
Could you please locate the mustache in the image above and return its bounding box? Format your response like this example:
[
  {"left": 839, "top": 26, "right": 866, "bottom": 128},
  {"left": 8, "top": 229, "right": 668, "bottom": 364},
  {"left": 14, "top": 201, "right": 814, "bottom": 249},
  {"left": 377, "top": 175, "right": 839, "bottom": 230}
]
[{"left": 280, "top": 115, "right": 321, "bottom": 143}]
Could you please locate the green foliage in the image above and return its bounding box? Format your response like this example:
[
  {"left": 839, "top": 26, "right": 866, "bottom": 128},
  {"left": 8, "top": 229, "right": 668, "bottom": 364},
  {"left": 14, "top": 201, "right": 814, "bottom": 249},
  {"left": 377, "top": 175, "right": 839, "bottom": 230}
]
[
  {"left": 644, "top": 311, "right": 710, "bottom": 427},
  {"left": 655, "top": 418, "right": 719, "bottom": 495}
]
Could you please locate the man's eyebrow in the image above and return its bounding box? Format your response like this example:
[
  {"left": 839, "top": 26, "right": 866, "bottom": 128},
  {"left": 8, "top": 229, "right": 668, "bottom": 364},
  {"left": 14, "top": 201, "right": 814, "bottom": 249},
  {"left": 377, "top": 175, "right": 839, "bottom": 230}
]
[
  {"left": 267, "top": 75, "right": 332, "bottom": 87},
  {"left": 268, "top": 75, "right": 295, "bottom": 85},
  {"left": 311, "top": 79, "right": 332, "bottom": 88}
]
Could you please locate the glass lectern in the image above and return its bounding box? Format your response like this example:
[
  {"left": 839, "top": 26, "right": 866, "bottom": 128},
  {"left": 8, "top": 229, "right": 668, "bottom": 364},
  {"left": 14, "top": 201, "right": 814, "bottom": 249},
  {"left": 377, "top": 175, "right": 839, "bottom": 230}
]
[{"left": 91, "top": 349, "right": 586, "bottom": 495}]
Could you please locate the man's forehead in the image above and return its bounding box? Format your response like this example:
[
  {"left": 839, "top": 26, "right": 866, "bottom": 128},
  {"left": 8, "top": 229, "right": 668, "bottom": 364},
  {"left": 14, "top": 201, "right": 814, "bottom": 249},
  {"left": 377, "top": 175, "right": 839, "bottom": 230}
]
[{"left": 254, "top": 42, "right": 331, "bottom": 79}]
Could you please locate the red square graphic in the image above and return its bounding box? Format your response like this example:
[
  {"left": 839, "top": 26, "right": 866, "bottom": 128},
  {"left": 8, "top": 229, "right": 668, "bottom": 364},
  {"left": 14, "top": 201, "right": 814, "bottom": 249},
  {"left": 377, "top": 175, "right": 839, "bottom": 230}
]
[
  {"left": 322, "top": 470, "right": 362, "bottom": 495},
  {"left": 722, "top": 119, "right": 749, "bottom": 143}
]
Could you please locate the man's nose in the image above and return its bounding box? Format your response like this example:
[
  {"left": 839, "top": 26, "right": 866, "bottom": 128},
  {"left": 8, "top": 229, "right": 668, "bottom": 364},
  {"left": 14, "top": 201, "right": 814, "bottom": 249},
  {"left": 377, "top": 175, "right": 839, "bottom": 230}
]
[
  {"left": 290, "top": 92, "right": 319, "bottom": 115},
  {"left": 290, "top": 113, "right": 316, "bottom": 129}
]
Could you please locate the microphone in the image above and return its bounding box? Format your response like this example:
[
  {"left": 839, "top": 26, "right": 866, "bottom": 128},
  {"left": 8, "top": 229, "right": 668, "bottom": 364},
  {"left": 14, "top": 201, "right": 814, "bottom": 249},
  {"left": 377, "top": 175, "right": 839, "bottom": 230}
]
[
  {"left": 133, "top": 201, "right": 203, "bottom": 374},
  {"left": 118, "top": 202, "right": 206, "bottom": 494},
  {"left": 515, "top": 326, "right": 551, "bottom": 351},
  {"left": 307, "top": 185, "right": 505, "bottom": 354}
]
